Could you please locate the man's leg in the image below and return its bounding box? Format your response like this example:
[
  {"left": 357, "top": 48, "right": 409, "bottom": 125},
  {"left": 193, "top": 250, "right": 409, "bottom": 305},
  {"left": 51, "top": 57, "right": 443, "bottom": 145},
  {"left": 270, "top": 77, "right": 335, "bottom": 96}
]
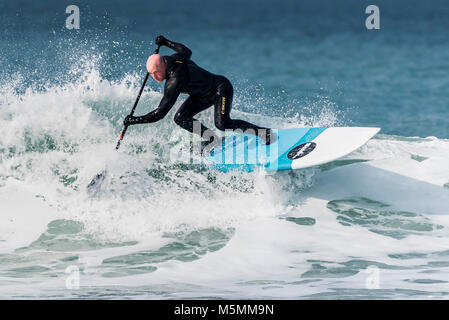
[
  {"left": 174, "top": 96, "right": 222, "bottom": 154},
  {"left": 214, "top": 79, "right": 276, "bottom": 144},
  {"left": 173, "top": 96, "right": 212, "bottom": 137}
]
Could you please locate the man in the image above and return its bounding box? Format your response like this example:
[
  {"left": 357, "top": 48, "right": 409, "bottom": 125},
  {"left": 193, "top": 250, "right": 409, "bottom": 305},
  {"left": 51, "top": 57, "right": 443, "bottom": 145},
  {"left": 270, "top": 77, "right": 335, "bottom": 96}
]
[{"left": 124, "top": 35, "right": 275, "bottom": 152}]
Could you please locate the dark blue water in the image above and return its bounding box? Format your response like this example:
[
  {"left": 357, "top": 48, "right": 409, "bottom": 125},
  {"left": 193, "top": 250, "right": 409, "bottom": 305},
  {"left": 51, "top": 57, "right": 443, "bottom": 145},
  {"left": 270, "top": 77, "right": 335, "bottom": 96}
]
[{"left": 1, "top": 0, "right": 448, "bottom": 137}]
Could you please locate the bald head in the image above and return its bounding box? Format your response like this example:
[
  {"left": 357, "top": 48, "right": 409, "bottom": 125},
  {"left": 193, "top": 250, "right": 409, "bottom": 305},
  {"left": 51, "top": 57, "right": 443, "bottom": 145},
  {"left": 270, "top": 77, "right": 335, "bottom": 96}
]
[{"left": 146, "top": 54, "right": 166, "bottom": 82}]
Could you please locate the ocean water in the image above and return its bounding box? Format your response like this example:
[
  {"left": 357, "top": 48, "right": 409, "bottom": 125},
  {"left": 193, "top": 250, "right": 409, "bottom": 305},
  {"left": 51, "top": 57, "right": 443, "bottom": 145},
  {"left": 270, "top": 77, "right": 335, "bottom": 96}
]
[{"left": 1, "top": 0, "right": 449, "bottom": 299}]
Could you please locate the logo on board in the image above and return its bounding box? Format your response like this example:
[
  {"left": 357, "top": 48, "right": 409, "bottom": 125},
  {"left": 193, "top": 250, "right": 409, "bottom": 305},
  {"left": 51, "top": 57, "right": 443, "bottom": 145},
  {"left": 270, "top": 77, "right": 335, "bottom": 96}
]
[{"left": 287, "top": 142, "right": 317, "bottom": 160}]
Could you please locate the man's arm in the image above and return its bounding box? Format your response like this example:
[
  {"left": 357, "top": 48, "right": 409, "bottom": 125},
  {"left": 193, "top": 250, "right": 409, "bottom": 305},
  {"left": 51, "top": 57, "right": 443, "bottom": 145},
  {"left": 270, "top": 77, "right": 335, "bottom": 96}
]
[
  {"left": 156, "top": 35, "right": 192, "bottom": 59},
  {"left": 125, "top": 78, "right": 181, "bottom": 125}
]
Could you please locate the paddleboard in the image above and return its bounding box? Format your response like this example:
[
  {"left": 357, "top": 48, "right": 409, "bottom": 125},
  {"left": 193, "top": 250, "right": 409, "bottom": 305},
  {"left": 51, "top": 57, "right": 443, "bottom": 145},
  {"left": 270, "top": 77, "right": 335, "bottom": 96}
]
[{"left": 205, "top": 127, "right": 380, "bottom": 172}]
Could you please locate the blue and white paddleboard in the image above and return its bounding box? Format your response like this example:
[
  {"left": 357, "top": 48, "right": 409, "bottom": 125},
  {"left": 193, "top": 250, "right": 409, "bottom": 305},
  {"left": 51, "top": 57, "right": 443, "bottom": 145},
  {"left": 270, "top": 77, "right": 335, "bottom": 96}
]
[{"left": 205, "top": 127, "right": 380, "bottom": 172}]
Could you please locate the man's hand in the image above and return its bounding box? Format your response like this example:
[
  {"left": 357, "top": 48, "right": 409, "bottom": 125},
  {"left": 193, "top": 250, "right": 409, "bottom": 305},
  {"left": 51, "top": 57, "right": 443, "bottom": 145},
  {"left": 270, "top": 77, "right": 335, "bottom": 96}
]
[
  {"left": 123, "top": 115, "right": 138, "bottom": 127},
  {"left": 155, "top": 35, "right": 166, "bottom": 47}
]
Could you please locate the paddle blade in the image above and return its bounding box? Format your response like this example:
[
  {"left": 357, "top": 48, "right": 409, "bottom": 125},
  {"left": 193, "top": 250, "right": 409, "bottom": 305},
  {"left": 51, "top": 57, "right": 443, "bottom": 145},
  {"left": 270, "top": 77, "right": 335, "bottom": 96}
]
[{"left": 87, "top": 170, "right": 107, "bottom": 195}]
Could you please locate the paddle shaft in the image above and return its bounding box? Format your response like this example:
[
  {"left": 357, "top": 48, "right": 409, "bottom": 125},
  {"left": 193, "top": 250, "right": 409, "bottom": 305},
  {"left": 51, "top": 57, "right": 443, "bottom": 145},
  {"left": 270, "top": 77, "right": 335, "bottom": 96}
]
[
  {"left": 115, "top": 72, "right": 149, "bottom": 149},
  {"left": 115, "top": 45, "right": 161, "bottom": 150}
]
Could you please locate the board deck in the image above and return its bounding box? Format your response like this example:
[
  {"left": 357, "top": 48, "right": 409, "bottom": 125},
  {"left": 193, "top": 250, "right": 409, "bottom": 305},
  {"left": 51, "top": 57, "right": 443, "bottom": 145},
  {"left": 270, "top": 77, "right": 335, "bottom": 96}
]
[{"left": 205, "top": 127, "right": 380, "bottom": 172}]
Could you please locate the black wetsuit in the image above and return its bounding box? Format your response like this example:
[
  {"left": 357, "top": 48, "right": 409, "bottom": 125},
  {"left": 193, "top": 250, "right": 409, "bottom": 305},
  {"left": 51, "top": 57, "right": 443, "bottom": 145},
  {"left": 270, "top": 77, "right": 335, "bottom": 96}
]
[{"left": 128, "top": 39, "right": 272, "bottom": 143}]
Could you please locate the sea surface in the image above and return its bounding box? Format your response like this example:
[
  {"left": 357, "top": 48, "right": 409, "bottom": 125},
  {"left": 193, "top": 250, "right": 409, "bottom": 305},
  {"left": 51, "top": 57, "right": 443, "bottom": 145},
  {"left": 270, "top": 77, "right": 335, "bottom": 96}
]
[{"left": 1, "top": 0, "right": 449, "bottom": 299}]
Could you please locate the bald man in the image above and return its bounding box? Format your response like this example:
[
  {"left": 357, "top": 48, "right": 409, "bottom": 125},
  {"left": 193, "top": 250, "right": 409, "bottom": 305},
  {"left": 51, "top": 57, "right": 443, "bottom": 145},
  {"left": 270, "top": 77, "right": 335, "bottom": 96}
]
[{"left": 124, "top": 35, "right": 275, "bottom": 151}]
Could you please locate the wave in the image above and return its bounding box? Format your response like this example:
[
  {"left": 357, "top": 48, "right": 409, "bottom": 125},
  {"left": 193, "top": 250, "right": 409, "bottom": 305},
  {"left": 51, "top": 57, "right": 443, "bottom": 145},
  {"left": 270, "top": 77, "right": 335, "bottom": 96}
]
[{"left": 1, "top": 64, "right": 449, "bottom": 298}]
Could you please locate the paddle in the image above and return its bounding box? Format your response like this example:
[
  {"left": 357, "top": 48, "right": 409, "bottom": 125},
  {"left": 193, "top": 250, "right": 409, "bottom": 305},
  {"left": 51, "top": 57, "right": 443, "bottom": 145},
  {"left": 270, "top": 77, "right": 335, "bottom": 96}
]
[{"left": 87, "top": 45, "right": 161, "bottom": 193}]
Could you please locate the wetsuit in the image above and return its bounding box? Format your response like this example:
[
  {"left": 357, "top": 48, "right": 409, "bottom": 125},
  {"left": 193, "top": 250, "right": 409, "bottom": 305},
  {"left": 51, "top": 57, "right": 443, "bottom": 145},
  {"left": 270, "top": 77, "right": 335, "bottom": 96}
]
[{"left": 127, "top": 38, "right": 273, "bottom": 144}]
